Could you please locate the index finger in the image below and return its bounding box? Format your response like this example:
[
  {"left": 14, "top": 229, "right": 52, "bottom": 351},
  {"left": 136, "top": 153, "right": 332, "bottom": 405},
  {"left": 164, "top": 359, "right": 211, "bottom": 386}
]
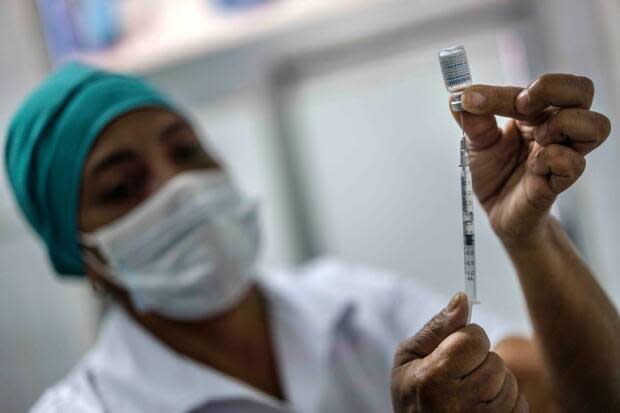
[
  {"left": 461, "top": 74, "right": 594, "bottom": 119},
  {"left": 515, "top": 73, "right": 594, "bottom": 115}
]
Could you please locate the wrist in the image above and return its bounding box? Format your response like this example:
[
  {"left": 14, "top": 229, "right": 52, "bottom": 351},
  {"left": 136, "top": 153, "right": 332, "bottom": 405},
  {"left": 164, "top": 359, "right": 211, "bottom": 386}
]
[{"left": 498, "top": 216, "right": 557, "bottom": 255}]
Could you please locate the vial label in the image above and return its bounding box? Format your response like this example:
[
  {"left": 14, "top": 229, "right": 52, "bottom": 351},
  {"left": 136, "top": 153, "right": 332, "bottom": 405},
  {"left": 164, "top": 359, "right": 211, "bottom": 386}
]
[{"left": 440, "top": 52, "right": 471, "bottom": 90}]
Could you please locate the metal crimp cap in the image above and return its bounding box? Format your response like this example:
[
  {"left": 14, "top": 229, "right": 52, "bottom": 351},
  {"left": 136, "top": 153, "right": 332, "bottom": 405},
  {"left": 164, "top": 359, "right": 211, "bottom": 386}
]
[{"left": 451, "top": 94, "right": 464, "bottom": 112}]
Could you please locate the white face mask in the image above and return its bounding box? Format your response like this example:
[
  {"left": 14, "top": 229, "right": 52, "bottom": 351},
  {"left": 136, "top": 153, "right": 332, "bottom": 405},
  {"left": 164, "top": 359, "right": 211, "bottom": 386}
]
[{"left": 81, "top": 171, "right": 261, "bottom": 320}]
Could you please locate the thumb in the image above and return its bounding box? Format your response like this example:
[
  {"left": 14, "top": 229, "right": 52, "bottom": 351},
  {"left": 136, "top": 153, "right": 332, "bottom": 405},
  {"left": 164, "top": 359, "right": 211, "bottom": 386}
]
[
  {"left": 394, "top": 292, "right": 469, "bottom": 367},
  {"left": 449, "top": 96, "right": 502, "bottom": 151}
]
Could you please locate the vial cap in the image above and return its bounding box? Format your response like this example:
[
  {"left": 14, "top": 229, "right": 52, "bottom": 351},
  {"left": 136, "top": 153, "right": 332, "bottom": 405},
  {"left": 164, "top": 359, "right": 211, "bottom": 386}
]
[{"left": 451, "top": 95, "right": 464, "bottom": 112}]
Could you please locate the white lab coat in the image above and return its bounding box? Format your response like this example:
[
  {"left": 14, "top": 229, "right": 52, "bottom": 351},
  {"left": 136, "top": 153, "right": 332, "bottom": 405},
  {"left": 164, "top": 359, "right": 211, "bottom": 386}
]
[{"left": 31, "top": 259, "right": 514, "bottom": 412}]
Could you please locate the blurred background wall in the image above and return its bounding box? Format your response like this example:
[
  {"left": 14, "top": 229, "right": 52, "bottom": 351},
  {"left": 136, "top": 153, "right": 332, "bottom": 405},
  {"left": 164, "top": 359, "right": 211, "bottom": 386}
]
[{"left": 1, "top": 0, "right": 619, "bottom": 411}]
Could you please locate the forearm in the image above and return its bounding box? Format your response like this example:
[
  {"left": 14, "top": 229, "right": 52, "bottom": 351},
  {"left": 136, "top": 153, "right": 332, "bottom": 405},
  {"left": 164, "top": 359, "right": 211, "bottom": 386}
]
[{"left": 504, "top": 218, "right": 620, "bottom": 412}]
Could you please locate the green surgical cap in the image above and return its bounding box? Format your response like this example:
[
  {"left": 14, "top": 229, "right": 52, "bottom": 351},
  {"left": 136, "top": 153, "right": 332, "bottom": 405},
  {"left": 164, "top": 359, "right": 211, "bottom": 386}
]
[{"left": 5, "top": 62, "right": 173, "bottom": 276}]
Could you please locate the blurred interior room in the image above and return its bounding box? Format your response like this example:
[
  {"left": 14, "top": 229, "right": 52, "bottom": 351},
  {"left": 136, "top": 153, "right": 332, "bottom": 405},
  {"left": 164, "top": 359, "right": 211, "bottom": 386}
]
[{"left": 1, "top": 0, "right": 620, "bottom": 411}]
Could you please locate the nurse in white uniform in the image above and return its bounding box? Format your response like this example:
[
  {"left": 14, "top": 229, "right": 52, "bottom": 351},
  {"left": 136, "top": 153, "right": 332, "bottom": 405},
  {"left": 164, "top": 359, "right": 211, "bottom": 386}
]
[{"left": 5, "top": 63, "right": 619, "bottom": 412}]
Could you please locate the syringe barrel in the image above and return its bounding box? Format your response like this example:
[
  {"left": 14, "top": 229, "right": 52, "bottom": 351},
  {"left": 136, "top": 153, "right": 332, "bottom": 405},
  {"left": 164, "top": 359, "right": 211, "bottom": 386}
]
[{"left": 460, "top": 158, "right": 478, "bottom": 304}]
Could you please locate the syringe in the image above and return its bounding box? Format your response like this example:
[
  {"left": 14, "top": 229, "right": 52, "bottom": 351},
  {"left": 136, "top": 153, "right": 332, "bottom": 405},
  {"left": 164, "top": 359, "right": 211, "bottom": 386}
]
[
  {"left": 439, "top": 45, "right": 480, "bottom": 316},
  {"left": 459, "top": 127, "right": 479, "bottom": 310}
]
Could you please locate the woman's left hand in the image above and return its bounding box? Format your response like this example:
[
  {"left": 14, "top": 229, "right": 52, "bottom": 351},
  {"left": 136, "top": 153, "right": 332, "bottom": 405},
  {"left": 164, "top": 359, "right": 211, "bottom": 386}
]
[{"left": 455, "top": 74, "right": 611, "bottom": 246}]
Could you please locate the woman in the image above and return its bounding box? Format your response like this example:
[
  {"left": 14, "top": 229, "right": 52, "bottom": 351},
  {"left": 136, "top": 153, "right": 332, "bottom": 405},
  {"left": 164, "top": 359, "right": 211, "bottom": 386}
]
[{"left": 6, "top": 63, "right": 619, "bottom": 412}]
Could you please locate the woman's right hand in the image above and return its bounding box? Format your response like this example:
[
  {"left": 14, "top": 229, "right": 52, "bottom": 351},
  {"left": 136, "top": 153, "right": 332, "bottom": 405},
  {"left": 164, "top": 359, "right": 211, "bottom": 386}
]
[{"left": 390, "top": 293, "right": 528, "bottom": 412}]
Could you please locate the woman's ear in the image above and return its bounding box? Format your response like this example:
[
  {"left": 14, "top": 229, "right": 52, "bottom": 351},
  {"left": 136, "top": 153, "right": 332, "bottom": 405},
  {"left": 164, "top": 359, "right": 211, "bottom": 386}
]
[
  {"left": 89, "top": 277, "right": 106, "bottom": 294},
  {"left": 82, "top": 247, "right": 131, "bottom": 306}
]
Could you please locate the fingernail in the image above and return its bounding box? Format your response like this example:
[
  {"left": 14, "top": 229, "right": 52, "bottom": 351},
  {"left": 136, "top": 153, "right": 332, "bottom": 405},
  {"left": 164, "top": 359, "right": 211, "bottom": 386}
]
[
  {"left": 447, "top": 292, "right": 463, "bottom": 312},
  {"left": 466, "top": 91, "right": 486, "bottom": 109},
  {"left": 534, "top": 122, "right": 547, "bottom": 142},
  {"left": 516, "top": 89, "right": 530, "bottom": 113}
]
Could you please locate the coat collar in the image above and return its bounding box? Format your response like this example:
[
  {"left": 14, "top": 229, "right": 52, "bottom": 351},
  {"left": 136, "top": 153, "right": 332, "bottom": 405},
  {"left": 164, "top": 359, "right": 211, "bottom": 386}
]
[{"left": 85, "top": 271, "right": 356, "bottom": 412}]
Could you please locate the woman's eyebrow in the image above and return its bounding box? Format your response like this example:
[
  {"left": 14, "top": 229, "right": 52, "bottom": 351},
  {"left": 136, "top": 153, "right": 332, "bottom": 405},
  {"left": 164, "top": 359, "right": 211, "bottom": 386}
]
[
  {"left": 91, "top": 151, "right": 136, "bottom": 177},
  {"left": 159, "top": 119, "right": 190, "bottom": 143}
]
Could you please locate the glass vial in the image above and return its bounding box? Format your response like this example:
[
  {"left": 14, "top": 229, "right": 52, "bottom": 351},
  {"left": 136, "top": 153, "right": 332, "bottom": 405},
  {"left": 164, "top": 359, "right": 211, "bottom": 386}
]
[{"left": 439, "top": 45, "right": 472, "bottom": 112}]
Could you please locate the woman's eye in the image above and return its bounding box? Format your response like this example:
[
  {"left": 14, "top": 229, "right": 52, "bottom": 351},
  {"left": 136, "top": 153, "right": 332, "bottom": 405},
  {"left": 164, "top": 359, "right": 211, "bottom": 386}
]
[
  {"left": 104, "top": 182, "right": 132, "bottom": 202},
  {"left": 172, "top": 144, "right": 202, "bottom": 162},
  {"left": 100, "top": 175, "right": 144, "bottom": 204}
]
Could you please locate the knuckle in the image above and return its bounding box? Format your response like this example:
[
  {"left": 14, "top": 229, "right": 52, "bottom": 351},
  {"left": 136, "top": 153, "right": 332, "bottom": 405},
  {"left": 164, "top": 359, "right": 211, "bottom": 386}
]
[
  {"left": 485, "top": 351, "right": 506, "bottom": 371},
  {"left": 527, "top": 77, "right": 545, "bottom": 98},
  {"left": 538, "top": 73, "right": 555, "bottom": 85},
  {"left": 550, "top": 109, "right": 571, "bottom": 134},
  {"left": 393, "top": 342, "right": 412, "bottom": 367},
  {"left": 549, "top": 147, "right": 571, "bottom": 168},
  {"left": 516, "top": 394, "right": 530, "bottom": 413},
  {"left": 574, "top": 155, "right": 587, "bottom": 175},
  {"left": 503, "top": 369, "right": 519, "bottom": 397},
  {"left": 556, "top": 150, "right": 581, "bottom": 176},
  {"left": 431, "top": 352, "right": 452, "bottom": 375},
  {"left": 527, "top": 151, "right": 540, "bottom": 173},
  {"left": 597, "top": 114, "right": 612, "bottom": 138},
  {"left": 535, "top": 73, "right": 558, "bottom": 92},
  {"left": 562, "top": 107, "right": 586, "bottom": 122},
  {"left": 478, "top": 377, "right": 504, "bottom": 403},
  {"left": 476, "top": 353, "right": 506, "bottom": 401},
  {"left": 563, "top": 111, "right": 584, "bottom": 137},
  {"left": 485, "top": 369, "right": 519, "bottom": 413},
  {"left": 416, "top": 372, "right": 433, "bottom": 395},
  {"left": 579, "top": 75, "right": 595, "bottom": 98},
  {"left": 551, "top": 145, "right": 585, "bottom": 175},
  {"left": 464, "top": 324, "right": 491, "bottom": 353}
]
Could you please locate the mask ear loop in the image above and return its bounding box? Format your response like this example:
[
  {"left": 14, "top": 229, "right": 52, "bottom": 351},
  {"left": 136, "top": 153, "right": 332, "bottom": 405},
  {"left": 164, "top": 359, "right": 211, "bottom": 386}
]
[
  {"left": 79, "top": 232, "right": 116, "bottom": 278},
  {"left": 80, "top": 248, "right": 126, "bottom": 294}
]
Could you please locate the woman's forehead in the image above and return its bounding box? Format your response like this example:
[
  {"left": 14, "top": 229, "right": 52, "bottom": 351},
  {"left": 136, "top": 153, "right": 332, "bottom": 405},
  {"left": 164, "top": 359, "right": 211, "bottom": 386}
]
[
  {"left": 100, "top": 108, "right": 181, "bottom": 140},
  {"left": 83, "top": 108, "right": 186, "bottom": 174}
]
